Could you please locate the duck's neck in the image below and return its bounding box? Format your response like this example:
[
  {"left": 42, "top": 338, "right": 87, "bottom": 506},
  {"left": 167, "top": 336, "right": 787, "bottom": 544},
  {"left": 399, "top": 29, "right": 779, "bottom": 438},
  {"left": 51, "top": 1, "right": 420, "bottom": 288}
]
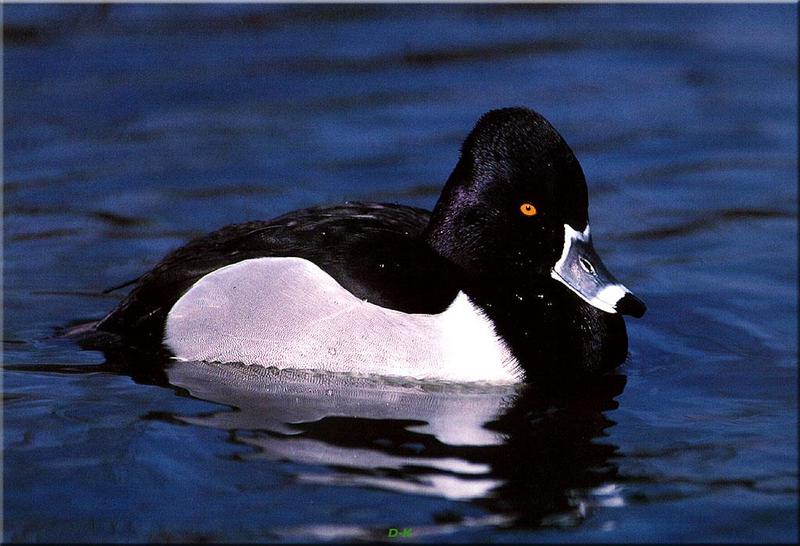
[{"left": 461, "top": 277, "right": 628, "bottom": 379}]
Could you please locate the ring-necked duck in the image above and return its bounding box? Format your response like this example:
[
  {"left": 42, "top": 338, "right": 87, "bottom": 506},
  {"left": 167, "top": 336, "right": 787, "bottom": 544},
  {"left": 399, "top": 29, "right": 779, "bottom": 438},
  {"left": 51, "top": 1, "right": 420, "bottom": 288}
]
[{"left": 90, "top": 107, "right": 645, "bottom": 383}]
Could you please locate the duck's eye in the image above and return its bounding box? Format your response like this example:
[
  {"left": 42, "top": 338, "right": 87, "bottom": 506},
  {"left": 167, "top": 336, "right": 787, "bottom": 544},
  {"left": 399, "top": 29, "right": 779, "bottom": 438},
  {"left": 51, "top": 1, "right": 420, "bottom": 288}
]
[{"left": 519, "top": 203, "right": 538, "bottom": 217}]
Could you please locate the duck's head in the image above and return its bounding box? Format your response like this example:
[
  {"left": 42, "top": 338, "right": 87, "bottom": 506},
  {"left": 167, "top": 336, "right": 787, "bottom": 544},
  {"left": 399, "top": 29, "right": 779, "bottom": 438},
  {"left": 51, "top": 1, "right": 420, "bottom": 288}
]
[{"left": 426, "top": 107, "right": 645, "bottom": 319}]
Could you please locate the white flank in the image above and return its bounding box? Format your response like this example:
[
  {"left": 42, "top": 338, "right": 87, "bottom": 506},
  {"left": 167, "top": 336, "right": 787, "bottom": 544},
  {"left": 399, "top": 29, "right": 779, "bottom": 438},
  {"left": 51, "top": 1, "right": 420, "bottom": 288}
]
[
  {"left": 165, "top": 257, "right": 521, "bottom": 383},
  {"left": 438, "top": 292, "right": 521, "bottom": 382}
]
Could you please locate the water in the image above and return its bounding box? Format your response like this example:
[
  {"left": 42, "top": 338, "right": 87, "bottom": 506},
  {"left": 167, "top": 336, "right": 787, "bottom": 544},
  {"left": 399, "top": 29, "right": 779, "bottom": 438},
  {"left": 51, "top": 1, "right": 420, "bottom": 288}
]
[{"left": 3, "top": 4, "right": 797, "bottom": 542}]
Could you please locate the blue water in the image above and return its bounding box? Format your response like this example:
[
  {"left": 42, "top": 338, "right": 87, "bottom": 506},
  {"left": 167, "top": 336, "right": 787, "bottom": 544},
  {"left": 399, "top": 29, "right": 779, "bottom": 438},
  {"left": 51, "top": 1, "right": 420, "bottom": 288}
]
[{"left": 3, "top": 4, "right": 797, "bottom": 542}]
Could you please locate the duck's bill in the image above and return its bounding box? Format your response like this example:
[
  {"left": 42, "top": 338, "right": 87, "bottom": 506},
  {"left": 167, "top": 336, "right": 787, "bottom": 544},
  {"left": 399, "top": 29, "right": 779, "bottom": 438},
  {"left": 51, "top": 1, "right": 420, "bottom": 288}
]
[{"left": 550, "top": 225, "right": 646, "bottom": 318}]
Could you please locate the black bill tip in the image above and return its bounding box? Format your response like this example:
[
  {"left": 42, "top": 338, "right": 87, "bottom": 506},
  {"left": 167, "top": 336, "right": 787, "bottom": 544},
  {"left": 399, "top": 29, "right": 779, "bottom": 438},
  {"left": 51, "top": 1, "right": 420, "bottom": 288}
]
[{"left": 616, "top": 292, "right": 647, "bottom": 318}]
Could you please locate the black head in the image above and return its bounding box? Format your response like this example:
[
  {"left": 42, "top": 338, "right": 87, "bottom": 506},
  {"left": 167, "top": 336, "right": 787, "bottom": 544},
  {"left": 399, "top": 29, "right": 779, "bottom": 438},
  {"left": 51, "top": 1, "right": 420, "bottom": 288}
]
[
  {"left": 426, "top": 108, "right": 587, "bottom": 276},
  {"left": 426, "top": 107, "right": 645, "bottom": 318}
]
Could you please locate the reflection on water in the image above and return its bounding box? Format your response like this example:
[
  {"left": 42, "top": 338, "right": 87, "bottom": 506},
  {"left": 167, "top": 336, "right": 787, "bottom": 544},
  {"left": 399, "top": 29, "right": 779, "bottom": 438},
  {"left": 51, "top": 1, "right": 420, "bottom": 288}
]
[
  {"left": 7, "top": 355, "right": 628, "bottom": 538},
  {"left": 158, "top": 360, "right": 626, "bottom": 531}
]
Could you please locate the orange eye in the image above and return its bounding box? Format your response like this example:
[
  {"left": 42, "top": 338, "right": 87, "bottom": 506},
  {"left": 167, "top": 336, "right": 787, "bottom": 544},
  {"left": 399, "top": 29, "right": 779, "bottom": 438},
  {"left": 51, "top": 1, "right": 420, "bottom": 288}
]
[{"left": 519, "top": 203, "right": 538, "bottom": 217}]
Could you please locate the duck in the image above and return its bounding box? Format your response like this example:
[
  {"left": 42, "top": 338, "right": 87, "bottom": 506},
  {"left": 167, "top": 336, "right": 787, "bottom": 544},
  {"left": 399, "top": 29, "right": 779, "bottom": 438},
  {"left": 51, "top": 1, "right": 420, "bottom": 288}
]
[{"left": 90, "top": 107, "right": 645, "bottom": 383}]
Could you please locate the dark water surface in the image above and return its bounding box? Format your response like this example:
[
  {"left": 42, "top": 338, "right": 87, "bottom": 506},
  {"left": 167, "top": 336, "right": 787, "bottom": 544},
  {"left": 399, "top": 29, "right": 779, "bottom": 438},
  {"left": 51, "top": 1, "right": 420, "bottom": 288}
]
[{"left": 3, "top": 4, "right": 797, "bottom": 542}]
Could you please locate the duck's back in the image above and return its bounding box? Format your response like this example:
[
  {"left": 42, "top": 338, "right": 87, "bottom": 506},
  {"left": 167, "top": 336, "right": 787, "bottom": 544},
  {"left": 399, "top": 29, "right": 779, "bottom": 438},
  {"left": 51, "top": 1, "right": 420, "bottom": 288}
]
[{"left": 97, "top": 203, "right": 461, "bottom": 350}]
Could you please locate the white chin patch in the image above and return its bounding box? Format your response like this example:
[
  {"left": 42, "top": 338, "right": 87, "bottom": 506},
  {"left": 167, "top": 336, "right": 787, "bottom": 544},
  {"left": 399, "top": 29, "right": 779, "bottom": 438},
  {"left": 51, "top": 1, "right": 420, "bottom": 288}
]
[
  {"left": 589, "top": 284, "right": 627, "bottom": 314},
  {"left": 549, "top": 224, "right": 591, "bottom": 276},
  {"left": 564, "top": 224, "right": 591, "bottom": 249}
]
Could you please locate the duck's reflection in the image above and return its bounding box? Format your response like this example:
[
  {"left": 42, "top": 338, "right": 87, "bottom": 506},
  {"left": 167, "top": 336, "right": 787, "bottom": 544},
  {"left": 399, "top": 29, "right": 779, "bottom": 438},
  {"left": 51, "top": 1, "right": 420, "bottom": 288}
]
[{"left": 164, "top": 361, "right": 626, "bottom": 528}]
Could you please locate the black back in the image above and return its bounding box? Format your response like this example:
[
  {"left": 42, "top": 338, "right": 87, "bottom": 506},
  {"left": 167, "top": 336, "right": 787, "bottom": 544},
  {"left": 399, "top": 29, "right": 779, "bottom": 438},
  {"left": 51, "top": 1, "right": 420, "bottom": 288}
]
[{"left": 97, "top": 202, "right": 461, "bottom": 348}]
